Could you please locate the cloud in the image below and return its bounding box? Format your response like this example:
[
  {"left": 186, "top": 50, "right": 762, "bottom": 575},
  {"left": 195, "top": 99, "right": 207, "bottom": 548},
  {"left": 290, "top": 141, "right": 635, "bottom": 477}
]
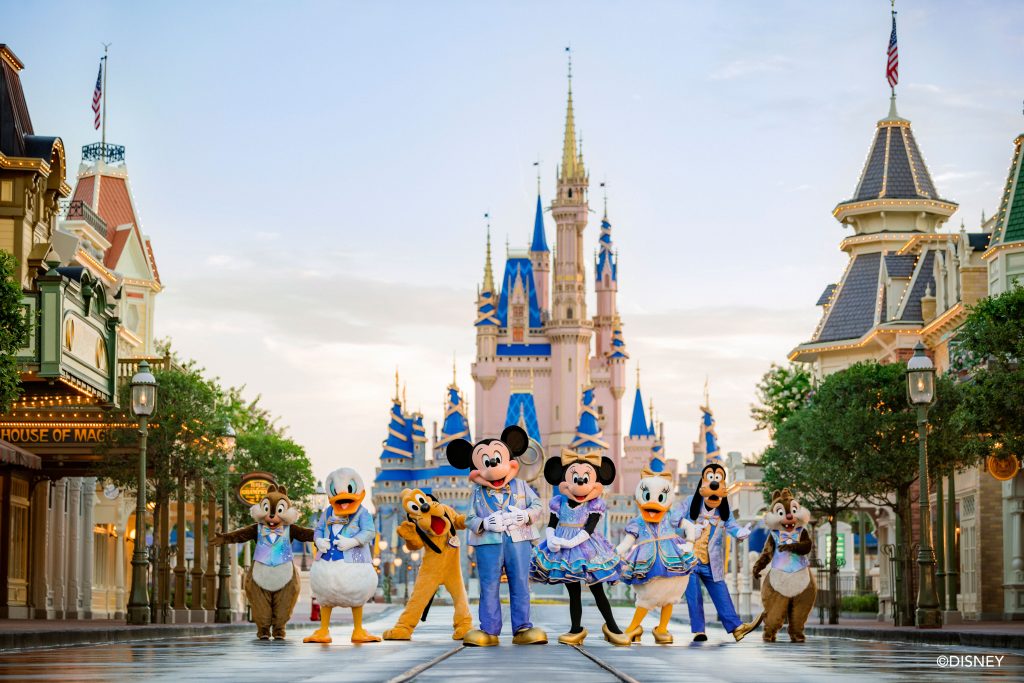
[{"left": 708, "top": 55, "right": 792, "bottom": 81}]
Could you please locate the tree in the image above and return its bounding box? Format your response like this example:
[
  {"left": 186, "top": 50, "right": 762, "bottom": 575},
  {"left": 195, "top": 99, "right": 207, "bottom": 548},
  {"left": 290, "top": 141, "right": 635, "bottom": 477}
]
[
  {"left": 751, "top": 362, "right": 814, "bottom": 435},
  {"left": 0, "top": 251, "right": 30, "bottom": 412},
  {"left": 759, "top": 404, "right": 861, "bottom": 624},
  {"left": 952, "top": 285, "right": 1024, "bottom": 466},
  {"left": 229, "top": 431, "right": 316, "bottom": 527}
]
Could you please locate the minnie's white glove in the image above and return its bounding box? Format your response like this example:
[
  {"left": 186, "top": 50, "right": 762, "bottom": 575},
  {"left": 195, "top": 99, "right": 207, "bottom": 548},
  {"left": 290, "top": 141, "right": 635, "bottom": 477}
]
[
  {"left": 505, "top": 505, "right": 530, "bottom": 527},
  {"left": 545, "top": 527, "right": 563, "bottom": 551},
  {"left": 314, "top": 538, "right": 330, "bottom": 553},
  {"left": 561, "top": 531, "right": 591, "bottom": 549},
  {"left": 334, "top": 536, "right": 359, "bottom": 551}
]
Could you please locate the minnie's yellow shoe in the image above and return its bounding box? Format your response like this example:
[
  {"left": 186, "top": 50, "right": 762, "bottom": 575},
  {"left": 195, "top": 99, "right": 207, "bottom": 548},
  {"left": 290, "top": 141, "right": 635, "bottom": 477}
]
[
  {"left": 557, "top": 628, "right": 587, "bottom": 645},
  {"left": 602, "top": 624, "right": 632, "bottom": 647}
]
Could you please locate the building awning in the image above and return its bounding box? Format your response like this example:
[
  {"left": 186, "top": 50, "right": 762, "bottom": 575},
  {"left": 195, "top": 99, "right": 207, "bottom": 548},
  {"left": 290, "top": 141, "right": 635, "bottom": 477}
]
[{"left": 0, "top": 440, "right": 41, "bottom": 469}]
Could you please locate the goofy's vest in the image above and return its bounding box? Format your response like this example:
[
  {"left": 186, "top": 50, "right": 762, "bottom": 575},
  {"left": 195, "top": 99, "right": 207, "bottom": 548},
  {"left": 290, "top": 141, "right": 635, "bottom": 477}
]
[{"left": 253, "top": 524, "right": 293, "bottom": 566}]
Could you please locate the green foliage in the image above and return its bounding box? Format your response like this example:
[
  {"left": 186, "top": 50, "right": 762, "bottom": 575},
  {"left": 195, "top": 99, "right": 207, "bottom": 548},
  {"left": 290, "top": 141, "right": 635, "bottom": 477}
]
[
  {"left": 0, "top": 251, "right": 30, "bottom": 412},
  {"left": 229, "top": 431, "right": 316, "bottom": 526},
  {"left": 841, "top": 593, "right": 879, "bottom": 613},
  {"left": 952, "top": 286, "right": 1024, "bottom": 464},
  {"left": 751, "top": 362, "right": 814, "bottom": 435}
]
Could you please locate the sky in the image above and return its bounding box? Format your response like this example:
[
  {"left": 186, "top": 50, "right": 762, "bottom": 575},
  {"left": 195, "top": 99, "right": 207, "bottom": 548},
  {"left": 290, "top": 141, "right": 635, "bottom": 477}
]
[{"left": 6, "top": 1, "right": 1024, "bottom": 494}]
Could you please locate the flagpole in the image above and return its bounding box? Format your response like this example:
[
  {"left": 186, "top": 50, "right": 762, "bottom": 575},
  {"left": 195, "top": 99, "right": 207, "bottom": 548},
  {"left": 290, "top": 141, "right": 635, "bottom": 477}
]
[
  {"left": 101, "top": 43, "right": 110, "bottom": 162},
  {"left": 891, "top": 0, "right": 896, "bottom": 98}
]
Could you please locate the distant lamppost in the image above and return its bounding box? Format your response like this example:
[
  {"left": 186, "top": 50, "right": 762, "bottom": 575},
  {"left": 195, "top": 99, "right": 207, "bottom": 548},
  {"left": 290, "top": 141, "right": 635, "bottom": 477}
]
[
  {"left": 304, "top": 480, "right": 327, "bottom": 571},
  {"left": 127, "top": 361, "right": 157, "bottom": 625},
  {"left": 379, "top": 540, "right": 392, "bottom": 603},
  {"left": 407, "top": 551, "right": 420, "bottom": 602},
  {"left": 215, "top": 423, "right": 236, "bottom": 623},
  {"left": 907, "top": 341, "right": 942, "bottom": 629}
]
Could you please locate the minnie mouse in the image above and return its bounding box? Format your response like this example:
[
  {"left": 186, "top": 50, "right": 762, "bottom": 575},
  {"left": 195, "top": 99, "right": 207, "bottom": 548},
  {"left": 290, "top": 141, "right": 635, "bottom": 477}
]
[{"left": 530, "top": 449, "right": 629, "bottom": 646}]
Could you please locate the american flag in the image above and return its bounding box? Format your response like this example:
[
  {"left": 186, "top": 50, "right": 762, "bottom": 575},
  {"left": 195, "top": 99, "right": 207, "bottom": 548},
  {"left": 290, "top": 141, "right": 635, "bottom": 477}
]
[
  {"left": 91, "top": 60, "right": 103, "bottom": 130},
  {"left": 886, "top": 14, "right": 899, "bottom": 89}
]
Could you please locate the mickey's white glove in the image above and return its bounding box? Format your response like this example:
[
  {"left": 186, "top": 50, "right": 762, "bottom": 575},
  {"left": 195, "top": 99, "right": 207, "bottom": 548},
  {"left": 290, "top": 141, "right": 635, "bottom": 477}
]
[
  {"left": 560, "top": 531, "right": 591, "bottom": 549},
  {"left": 482, "top": 512, "right": 506, "bottom": 533},
  {"left": 333, "top": 536, "right": 359, "bottom": 551},
  {"left": 545, "top": 527, "right": 563, "bottom": 551},
  {"left": 314, "top": 538, "right": 331, "bottom": 553},
  {"left": 504, "top": 505, "right": 530, "bottom": 527},
  {"left": 737, "top": 523, "right": 752, "bottom": 541}
]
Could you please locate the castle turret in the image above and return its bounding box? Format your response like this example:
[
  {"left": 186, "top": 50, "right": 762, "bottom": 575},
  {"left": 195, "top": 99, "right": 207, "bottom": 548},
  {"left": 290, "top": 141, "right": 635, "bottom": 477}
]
[
  {"left": 472, "top": 227, "right": 498, "bottom": 391},
  {"left": 594, "top": 205, "right": 619, "bottom": 356},
  {"left": 529, "top": 193, "right": 550, "bottom": 314},
  {"left": 620, "top": 368, "right": 656, "bottom": 493},
  {"left": 547, "top": 55, "right": 594, "bottom": 453},
  {"left": 435, "top": 364, "right": 472, "bottom": 466},
  {"left": 571, "top": 386, "right": 607, "bottom": 453}
]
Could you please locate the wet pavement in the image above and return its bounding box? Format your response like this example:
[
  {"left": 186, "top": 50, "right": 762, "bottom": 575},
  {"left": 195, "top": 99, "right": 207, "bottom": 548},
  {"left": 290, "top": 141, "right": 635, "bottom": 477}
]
[{"left": 0, "top": 605, "right": 1021, "bottom": 682}]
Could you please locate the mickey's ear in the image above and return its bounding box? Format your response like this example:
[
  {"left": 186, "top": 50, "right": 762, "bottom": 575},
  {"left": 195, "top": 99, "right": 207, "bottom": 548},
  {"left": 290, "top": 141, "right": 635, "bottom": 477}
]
[
  {"left": 598, "top": 457, "right": 617, "bottom": 485},
  {"left": 446, "top": 439, "right": 474, "bottom": 469},
  {"left": 543, "top": 457, "right": 565, "bottom": 486},
  {"left": 500, "top": 425, "right": 529, "bottom": 457}
]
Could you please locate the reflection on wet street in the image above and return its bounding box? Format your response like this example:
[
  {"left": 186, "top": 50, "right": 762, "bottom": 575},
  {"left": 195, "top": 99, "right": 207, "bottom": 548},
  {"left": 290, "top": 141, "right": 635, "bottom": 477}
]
[{"left": 0, "top": 605, "right": 1020, "bottom": 682}]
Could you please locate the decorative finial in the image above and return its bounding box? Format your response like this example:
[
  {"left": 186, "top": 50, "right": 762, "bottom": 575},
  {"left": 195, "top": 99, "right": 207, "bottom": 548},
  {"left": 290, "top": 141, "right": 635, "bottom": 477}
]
[
  {"left": 703, "top": 375, "right": 710, "bottom": 408},
  {"left": 600, "top": 180, "right": 608, "bottom": 218},
  {"left": 636, "top": 363, "right": 641, "bottom": 389},
  {"left": 394, "top": 367, "right": 400, "bottom": 402},
  {"left": 452, "top": 352, "right": 457, "bottom": 386},
  {"left": 483, "top": 213, "right": 495, "bottom": 292},
  {"left": 402, "top": 382, "right": 407, "bottom": 407},
  {"left": 534, "top": 158, "right": 541, "bottom": 195},
  {"left": 981, "top": 209, "right": 986, "bottom": 224},
  {"left": 565, "top": 45, "right": 572, "bottom": 90}
]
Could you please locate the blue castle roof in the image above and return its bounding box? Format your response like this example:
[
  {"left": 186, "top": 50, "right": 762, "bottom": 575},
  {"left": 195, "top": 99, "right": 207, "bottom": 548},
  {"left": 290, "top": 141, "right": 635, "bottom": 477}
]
[
  {"left": 412, "top": 413, "right": 426, "bottom": 443},
  {"left": 596, "top": 217, "right": 617, "bottom": 282},
  {"left": 438, "top": 386, "right": 471, "bottom": 446},
  {"left": 496, "top": 257, "right": 543, "bottom": 328},
  {"left": 608, "top": 323, "right": 628, "bottom": 360},
  {"left": 505, "top": 392, "right": 541, "bottom": 444},
  {"left": 572, "top": 386, "right": 608, "bottom": 452},
  {"left": 702, "top": 407, "right": 721, "bottom": 460},
  {"left": 530, "top": 194, "right": 549, "bottom": 253},
  {"left": 628, "top": 386, "right": 653, "bottom": 437},
  {"left": 380, "top": 399, "right": 414, "bottom": 459},
  {"left": 374, "top": 464, "right": 465, "bottom": 482},
  {"left": 476, "top": 289, "right": 499, "bottom": 327}
]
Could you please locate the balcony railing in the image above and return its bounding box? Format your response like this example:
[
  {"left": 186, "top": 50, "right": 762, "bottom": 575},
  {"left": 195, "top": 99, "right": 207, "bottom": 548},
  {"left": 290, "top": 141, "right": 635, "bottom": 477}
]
[
  {"left": 64, "top": 200, "right": 108, "bottom": 234},
  {"left": 117, "top": 354, "right": 178, "bottom": 385},
  {"left": 81, "top": 142, "right": 125, "bottom": 163}
]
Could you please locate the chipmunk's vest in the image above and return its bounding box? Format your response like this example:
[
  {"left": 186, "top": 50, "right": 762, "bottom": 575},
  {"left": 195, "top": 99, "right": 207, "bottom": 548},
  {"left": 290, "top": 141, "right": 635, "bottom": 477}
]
[
  {"left": 253, "top": 524, "right": 295, "bottom": 592},
  {"left": 767, "top": 528, "right": 811, "bottom": 598}
]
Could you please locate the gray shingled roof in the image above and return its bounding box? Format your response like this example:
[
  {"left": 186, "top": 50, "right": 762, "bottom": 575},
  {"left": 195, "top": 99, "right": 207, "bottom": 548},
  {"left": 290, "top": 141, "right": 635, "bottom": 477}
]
[
  {"left": 899, "top": 250, "right": 936, "bottom": 322},
  {"left": 816, "top": 252, "right": 882, "bottom": 343},
  {"left": 883, "top": 253, "right": 917, "bottom": 278},
  {"left": 848, "top": 122, "right": 943, "bottom": 203},
  {"left": 967, "top": 232, "right": 991, "bottom": 252},
  {"left": 816, "top": 284, "right": 837, "bottom": 306}
]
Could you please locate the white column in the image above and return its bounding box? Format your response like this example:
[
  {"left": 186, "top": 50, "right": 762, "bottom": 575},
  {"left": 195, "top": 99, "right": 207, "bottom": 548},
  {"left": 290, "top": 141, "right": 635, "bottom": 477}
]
[
  {"left": 80, "top": 477, "right": 97, "bottom": 619},
  {"left": 114, "top": 521, "right": 126, "bottom": 619},
  {"left": 65, "top": 478, "right": 82, "bottom": 619},
  {"left": 50, "top": 479, "right": 67, "bottom": 618},
  {"left": 1003, "top": 474, "right": 1024, "bottom": 619},
  {"left": 231, "top": 545, "right": 244, "bottom": 617}
]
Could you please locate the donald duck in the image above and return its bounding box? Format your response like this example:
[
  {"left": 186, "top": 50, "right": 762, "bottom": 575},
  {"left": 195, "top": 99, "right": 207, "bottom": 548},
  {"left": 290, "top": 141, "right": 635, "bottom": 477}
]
[{"left": 304, "top": 467, "right": 381, "bottom": 644}]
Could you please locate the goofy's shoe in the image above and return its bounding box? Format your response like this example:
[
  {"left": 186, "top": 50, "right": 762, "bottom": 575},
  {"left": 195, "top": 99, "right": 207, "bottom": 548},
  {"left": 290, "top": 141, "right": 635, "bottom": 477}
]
[
  {"left": 692, "top": 632, "right": 708, "bottom": 642},
  {"left": 463, "top": 629, "right": 500, "bottom": 647},
  {"left": 732, "top": 613, "right": 763, "bottom": 642}
]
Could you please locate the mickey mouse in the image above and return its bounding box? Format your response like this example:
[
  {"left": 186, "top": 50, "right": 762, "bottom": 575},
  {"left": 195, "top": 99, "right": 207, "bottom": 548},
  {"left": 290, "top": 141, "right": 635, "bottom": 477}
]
[
  {"left": 447, "top": 425, "right": 547, "bottom": 647},
  {"left": 530, "top": 449, "right": 627, "bottom": 646}
]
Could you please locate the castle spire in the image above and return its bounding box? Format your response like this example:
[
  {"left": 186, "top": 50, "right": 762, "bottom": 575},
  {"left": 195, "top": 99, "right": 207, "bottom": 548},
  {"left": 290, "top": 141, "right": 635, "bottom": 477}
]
[
  {"left": 530, "top": 192, "right": 549, "bottom": 253},
  {"left": 482, "top": 215, "right": 495, "bottom": 292},
  {"left": 560, "top": 47, "right": 580, "bottom": 182}
]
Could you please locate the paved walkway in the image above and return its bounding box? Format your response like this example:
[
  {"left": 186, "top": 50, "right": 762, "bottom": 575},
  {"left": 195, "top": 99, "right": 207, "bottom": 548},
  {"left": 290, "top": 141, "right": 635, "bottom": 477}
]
[{"left": 0, "top": 605, "right": 1020, "bottom": 682}]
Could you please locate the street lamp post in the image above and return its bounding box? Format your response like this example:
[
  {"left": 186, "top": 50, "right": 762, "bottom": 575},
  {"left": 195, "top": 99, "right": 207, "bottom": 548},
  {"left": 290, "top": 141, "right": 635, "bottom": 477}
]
[
  {"left": 127, "top": 361, "right": 157, "bottom": 625},
  {"left": 215, "top": 423, "right": 236, "bottom": 623},
  {"left": 407, "top": 551, "right": 420, "bottom": 602},
  {"left": 393, "top": 556, "right": 403, "bottom": 603},
  {"left": 907, "top": 341, "right": 942, "bottom": 629}
]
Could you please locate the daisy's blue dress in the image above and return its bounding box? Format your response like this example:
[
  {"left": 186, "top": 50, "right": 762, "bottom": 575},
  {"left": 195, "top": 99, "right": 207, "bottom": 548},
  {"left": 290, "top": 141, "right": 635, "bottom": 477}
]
[
  {"left": 530, "top": 495, "right": 620, "bottom": 585},
  {"left": 619, "top": 507, "right": 697, "bottom": 585}
]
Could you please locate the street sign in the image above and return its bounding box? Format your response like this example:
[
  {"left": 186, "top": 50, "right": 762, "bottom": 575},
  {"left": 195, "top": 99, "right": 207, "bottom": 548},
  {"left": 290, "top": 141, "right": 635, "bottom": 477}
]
[
  {"left": 823, "top": 532, "right": 847, "bottom": 568},
  {"left": 237, "top": 471, "right": 278, "bottom": 506}
]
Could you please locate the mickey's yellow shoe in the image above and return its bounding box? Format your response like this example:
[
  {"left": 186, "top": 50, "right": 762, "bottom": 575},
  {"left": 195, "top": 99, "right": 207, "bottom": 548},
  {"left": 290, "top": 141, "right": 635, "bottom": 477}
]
[{"left": 463, "top": 629, "right": 500, "bottom": 647}]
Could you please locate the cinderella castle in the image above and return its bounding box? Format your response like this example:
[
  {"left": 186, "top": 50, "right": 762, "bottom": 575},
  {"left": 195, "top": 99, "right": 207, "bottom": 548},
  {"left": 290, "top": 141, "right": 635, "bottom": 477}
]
[{"left": 371, "top": 60, "right": 730, "bottom": 585}]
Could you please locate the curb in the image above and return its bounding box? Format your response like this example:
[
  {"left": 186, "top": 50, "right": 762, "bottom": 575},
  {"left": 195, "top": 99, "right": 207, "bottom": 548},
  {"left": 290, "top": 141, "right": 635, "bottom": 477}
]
[
  {"left": 802, "top": 625, "right": 1024, "bottom": 651},
  {"left": 0, "top": 622, "right": 256, "bottom": 652}
]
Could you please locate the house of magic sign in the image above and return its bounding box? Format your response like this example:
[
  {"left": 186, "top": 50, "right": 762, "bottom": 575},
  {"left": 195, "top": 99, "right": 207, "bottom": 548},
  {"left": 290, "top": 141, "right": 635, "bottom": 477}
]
[{"left": 0, "top": 424, "right": 120, "bottom": 444}]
